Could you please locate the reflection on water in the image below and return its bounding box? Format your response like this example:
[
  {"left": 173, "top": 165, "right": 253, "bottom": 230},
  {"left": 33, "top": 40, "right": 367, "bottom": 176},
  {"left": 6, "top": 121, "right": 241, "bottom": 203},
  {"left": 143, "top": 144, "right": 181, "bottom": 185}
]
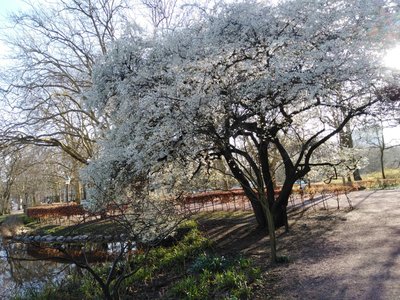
[
  {"left": 0, "top": 237, "right": 135, "bottom": 299},
  {"left": 0, "top": 238, "right": 70, "bottom": 299}
]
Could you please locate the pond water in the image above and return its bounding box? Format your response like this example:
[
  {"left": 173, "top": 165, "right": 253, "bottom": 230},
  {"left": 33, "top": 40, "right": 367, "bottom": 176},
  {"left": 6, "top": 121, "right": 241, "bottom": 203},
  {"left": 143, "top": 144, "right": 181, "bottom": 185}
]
[
  {"left": 0, "top": 237, "right": 71, "bottom": 299},
  {"left": 0, "top": 237, "right": 134, "bottom": 299}
]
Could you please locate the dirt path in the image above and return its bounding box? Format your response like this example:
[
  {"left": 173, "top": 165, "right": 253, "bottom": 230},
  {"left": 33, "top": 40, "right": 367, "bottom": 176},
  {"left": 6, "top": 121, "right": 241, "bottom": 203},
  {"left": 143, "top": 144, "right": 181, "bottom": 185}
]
[
  {"left": 269, "top": 189, "right": 400, "bottom": 300},
  {"left": 201, "top": 189, "right": 400, "bottom": 299}
]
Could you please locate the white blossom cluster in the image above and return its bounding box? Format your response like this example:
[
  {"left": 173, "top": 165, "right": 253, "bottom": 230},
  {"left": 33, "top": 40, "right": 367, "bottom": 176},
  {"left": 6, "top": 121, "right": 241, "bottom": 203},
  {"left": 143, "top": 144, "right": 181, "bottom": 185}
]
[{"left": 83, "top": 0, "right": 399, "bottom": 212}]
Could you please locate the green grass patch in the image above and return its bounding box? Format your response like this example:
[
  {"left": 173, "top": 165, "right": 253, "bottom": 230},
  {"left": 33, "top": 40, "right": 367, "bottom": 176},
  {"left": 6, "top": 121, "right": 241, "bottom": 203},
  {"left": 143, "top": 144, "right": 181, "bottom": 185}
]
[
  {"left": 169, "top": 253, "right": 260, "bottom": 299},
  {"left": 362, "top": 169, "right": 400, "bottom": 180},
  {"left": 0, "top": 214, "right": 9, "bottom": 225},
  {"left": 0, "top": 214, "right": 34, "bottom": 226},
  {"left": 20, "top": 215, "right": 37, "bottom": 225},
  {"left": 193, "top": 210, "right": 253, "bottom": 222},
  {"left": 130, "top": 224, "right": 212, "bottom": 282},
  {"left": 127, "top": 223, "right": 260, "bottom": 299},
  {"left": 27, "top": 219, "right": 127, "bottom": 237}
]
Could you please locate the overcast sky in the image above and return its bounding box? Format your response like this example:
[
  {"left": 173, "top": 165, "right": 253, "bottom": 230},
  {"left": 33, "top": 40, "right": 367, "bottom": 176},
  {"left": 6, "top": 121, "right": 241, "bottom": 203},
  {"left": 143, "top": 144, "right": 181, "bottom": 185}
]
[{"left": 0, "top": 0, "right": 25, "bottom": 18}]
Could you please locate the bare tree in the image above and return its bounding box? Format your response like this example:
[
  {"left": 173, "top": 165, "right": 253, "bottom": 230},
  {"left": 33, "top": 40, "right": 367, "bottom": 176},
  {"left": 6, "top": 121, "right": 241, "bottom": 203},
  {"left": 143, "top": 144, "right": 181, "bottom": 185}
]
[
  {"left": 0, "top": 0, "right": 132, "bottom": 165},
  {"left": 141, "top": 0, "right": 178, "bottom": 30},
  {"left": 362, "top": 120, "right": 400, "bottom": 179},
  {"left": 0, "top": 148, "right": 21, "bottom": 214}
]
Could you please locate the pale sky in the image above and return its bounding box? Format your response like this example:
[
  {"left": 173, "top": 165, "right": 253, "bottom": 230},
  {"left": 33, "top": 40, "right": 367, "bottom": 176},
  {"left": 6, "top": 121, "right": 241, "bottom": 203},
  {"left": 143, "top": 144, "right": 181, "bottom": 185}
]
[
  {"left": 384, "top": 126, "right": 400, "bottom": 147},
  {"left": 0, "top": 0, "right": 25, "bottom": 17},
  {"left": 383, "top": 45, "right": 400, "bottom": 70},
  {"left": 0, "top": 0, "right": 25, "bottom": 64}
]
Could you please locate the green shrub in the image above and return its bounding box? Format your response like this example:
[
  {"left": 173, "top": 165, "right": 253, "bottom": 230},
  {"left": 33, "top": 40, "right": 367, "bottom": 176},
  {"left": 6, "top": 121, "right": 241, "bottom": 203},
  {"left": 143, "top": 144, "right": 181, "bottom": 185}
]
[
  {"left": 125, "top": 221, "right": 212, "bottom": 287},
  {"left": 169, "top": 255, "right": 260, "bottom": 300},
  {"left": 179, "top": 219, "right": 198, "bottom": 230},
  {"left": 155, "top": 228, "right": 211, "bottom": 271},
  {"left": 15, "top": 277, "right": 86, "bottom": 300},
  {"left": 169, "top": 275, "right": 209, "bottom": 300},
  {"left": 130, "top": 265, "right": 156, "bottom": 282},
  {"left": 189, "top": 253, "right": 229, "bottom": 273}
]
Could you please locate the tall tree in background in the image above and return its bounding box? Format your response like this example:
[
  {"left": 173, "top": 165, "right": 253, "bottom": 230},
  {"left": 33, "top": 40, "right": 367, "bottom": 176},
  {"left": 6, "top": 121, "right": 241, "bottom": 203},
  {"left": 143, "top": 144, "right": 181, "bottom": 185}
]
[
  {"left": 0, "top": 145, "right": 76, "bottom": 212},
  {"left": 0, "top": 148, "right": 21, "bottom": 214},
  {"left": 0, "top": 0, "right": 133, "bottom": 165},
  {"left": 329, "top": 107, "right": 363, "bottom": 182},
  {"left": 363, "top": 120, "right": 400, "bottom": 179},
  {"left": 0, "top": 0, "right": 201, "bottom": 193}
]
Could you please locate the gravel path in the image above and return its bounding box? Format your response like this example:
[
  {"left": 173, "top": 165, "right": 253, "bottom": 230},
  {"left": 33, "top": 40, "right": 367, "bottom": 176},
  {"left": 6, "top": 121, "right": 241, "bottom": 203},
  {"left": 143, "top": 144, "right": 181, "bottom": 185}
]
[{"left": 273, "top": 190, "right": 400, "bottom": 300}]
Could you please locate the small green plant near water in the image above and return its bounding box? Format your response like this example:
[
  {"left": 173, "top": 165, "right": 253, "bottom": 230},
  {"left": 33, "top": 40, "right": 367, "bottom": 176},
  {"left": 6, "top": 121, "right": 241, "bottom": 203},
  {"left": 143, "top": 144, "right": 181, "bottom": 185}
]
[
  {"left": 127, "top": 223, "right": 212, "bottom": 284},
  {"left": 15, "top": 271, "right": 97, "bottom": 300},
  {"left": 21, "top": 215, "right": 37, "bottom": 225},
  {"left": 15, "top": 267, "right": 106, "bottom": 300},
  {"left": 169, "top": 253, "right": 261, "bottom": 299}
]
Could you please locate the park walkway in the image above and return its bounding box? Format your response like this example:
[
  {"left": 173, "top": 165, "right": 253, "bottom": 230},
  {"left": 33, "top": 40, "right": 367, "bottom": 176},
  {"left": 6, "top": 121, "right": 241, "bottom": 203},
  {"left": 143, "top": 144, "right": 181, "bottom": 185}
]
[{"left": 273, "top": 189, "right": 400, "bottom": 299}]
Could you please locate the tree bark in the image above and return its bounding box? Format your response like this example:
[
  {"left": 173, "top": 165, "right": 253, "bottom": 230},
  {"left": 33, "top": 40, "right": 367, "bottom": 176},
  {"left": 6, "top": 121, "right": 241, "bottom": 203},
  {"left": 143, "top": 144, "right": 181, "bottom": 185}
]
[
  {"left": 272, "top": 202, "right": 288, "bottom": 229},
  {"left": 222, "top": 148, "right": 290, "bottom": 231},
  {"left": 222, "top": 150, "right": 267, "bottom": 228},
  {"left": 249, "top": 196, "right": 268, "bottom": 229},
  {"left": 380, "top": 149, "right": 386, "bottom": 179},
  {"left": 353, "top": 169, "right": 362, "bottom": 181}
]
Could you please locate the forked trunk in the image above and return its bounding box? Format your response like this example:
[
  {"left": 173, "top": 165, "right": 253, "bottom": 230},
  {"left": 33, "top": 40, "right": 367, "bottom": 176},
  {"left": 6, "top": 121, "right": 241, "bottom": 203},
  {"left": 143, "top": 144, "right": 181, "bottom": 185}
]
[
  {"left": 353, "top": 169, "right": 362, "bottom": 181},
  {"left": 272, "top": 203, "right": 288, "bottom": 230},
  {"left": 248, "top": 192, "right": 289, "bottom": 231},
  {"left": 248, "top": 197, "right": 268, "bottom": 229}
]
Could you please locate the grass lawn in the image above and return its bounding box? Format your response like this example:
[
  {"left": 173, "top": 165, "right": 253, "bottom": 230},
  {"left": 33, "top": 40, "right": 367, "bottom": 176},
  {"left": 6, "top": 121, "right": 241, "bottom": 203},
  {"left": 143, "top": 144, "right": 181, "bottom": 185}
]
[
  {"left": 0, "top": 214, "right": 8, "bottom": 225},
  {"left": 24, "top": 218, "right": 128, "bottom": 237},
  {"left": 362, "top": 168, "right": 400, "bottom": 180},
  {"left": 20, "top": 210, "right": 253, "bottom": 238},
  {"left": 0, "top": 213, "right": 26, "bottom": 226},
  {"left": 193, "top": 210, "right": 253, "bottom": 222}
]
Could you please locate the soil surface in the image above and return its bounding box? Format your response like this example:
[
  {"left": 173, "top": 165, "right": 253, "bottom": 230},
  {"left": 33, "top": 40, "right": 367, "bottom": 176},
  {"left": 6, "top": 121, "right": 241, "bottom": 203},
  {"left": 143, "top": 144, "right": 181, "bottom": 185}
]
[{"left": 200, "top": 189, "right": 400, "bottom": 300}]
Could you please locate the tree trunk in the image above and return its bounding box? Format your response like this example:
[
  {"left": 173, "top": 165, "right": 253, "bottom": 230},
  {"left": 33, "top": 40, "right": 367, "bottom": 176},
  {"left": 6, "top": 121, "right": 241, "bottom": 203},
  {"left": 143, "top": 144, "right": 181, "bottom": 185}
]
[
  {"left": 222, "top": 150, "right": 267, "bottom": 228},
  {"left": 272, "top": 182, "right": 292, "bottom": 231},
  {"left": 272, "top": 203, "right": 288, "bottom": 229},
  {"left": 264, "top": 204, "right": 277, "bottom": 263},
  {"left": 82, "top": 184, "right": 87, "bottom": 200},
  {"left": 17, "top": 197, "right": 22, "bottom": 210},
  {"left": 246, "top": 192, "right": 288, "bottom": 231},
  {"left": 222, "top": 149, "right": 289, "bottom": 231},
  {"left": 380, "top": 149, "right": 386, "bottom": 179},
  {"left": 32, "top": 193, "right": 37, "bottom": 206},
  {"left": 339, "top": 120, "right": 362, "bottom": 182},
  {"left": 353, "top": 169, "right": 362, "bottom": 181},
  {"left": 244, "top": 192, "right": 268, "bottom": 228},
  {"left": 65, "top": 184, "right": 69, "bottom": 202}
]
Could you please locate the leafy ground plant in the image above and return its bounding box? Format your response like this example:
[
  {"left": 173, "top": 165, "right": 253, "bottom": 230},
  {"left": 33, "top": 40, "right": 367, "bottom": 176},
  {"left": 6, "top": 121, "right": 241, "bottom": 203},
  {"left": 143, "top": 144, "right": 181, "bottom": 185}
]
[{"left": 169, "top": 253, "right": 261, "bottom": 300}]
